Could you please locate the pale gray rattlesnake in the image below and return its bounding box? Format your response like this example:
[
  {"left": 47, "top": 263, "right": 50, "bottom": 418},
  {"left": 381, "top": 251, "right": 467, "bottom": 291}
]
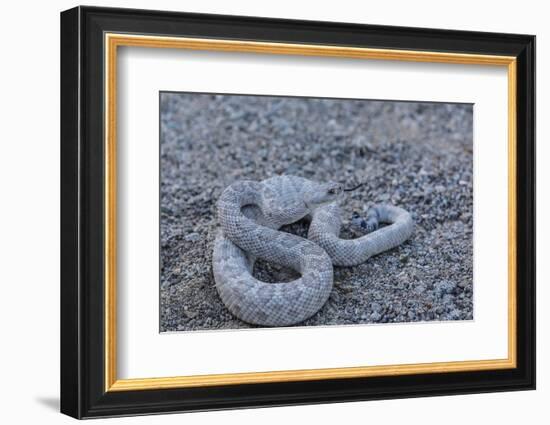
[{"left": 213, "top": 175, "right": 413, "bottom": 327}]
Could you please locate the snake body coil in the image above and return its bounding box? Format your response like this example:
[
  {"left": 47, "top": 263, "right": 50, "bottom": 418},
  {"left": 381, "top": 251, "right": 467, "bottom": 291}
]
[{"left": 213, "top": 175, "right": 413, "bottom": 327}]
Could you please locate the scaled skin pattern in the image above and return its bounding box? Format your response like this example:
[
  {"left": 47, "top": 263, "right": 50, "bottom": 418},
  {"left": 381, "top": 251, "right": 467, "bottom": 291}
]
[{"left": 213, "top": 175, "right": 414, "bottom": 327}]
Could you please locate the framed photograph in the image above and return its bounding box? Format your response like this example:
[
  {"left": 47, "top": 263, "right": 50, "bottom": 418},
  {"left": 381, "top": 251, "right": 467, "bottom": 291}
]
[{"left": 60, "top": 6, "right": 535, "bottom": 419}]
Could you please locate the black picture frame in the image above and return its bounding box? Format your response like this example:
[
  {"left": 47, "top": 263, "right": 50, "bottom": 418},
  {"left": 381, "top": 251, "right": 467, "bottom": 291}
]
[{"left": 60, "top": 5, "right": 535, "bottom": 419}]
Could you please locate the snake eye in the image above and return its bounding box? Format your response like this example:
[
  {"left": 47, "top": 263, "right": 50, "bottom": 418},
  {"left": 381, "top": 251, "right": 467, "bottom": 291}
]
[{"left": 328, "top": 188, "right": 336, "bottom": 195}]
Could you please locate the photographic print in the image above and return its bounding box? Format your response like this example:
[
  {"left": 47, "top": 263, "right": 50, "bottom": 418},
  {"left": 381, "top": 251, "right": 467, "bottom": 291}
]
[
  {"left": 61, "top": 8, "right": 535, "bottom": 417},
  {"left": 160, "top": 93, "right": 474, "bottom": 332}
]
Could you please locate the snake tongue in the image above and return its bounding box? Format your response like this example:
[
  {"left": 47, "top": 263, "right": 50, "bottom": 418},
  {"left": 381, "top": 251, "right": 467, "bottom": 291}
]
[{"left": 343, "top": 182, "right": 365, "bottom": 192}]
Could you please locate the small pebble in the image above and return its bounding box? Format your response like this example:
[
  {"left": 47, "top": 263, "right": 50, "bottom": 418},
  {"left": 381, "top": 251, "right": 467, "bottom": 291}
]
[
  {"left": 370, "top": 312, "right": 382, "bottom": 322},
  {"left": 184, "top": 232, "right": 200, "bottom": 242}
]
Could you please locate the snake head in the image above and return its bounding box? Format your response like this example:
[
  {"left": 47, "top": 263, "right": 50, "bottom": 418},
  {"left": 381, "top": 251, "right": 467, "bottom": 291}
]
[{"left": 304, "top": 181, "right": 343, "bottom": 210}]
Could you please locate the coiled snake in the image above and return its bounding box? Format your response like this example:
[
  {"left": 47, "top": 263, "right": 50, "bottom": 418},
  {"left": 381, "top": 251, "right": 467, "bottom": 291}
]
[{"left": 213, "top": 175, "right": 413, "bottom": 327}]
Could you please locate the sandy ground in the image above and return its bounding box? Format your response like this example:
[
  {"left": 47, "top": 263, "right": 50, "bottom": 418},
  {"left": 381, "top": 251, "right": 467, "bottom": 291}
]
[{"left": 159, "top": 93, "right": 473, "bottom": 332}]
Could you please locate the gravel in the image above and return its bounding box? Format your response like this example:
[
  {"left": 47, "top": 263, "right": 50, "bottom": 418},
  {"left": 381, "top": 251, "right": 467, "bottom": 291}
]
[{"left": 159, "top": 92, "right": 473, "bottom": 332}]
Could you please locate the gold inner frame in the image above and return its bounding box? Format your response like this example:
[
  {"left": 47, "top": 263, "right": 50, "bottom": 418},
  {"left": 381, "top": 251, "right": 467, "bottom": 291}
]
[{"left": 104, "top": 33, "right": 518, "bottom": 392}]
